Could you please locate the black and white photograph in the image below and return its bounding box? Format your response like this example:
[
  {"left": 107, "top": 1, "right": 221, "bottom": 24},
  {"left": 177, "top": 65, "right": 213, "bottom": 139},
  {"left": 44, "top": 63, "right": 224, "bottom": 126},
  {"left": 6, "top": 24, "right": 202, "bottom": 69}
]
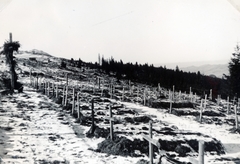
[{"left": 0, "top": 0, "right": 240, "bottom": 163}]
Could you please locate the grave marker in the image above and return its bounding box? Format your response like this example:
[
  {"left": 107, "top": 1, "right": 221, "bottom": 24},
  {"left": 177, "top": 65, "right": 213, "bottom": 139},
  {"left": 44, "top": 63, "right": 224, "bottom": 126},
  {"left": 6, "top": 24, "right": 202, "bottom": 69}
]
[
  {"left": 56, "top": 84, "right": 58, "bottom": 98},
  {"left": 144, "top": 89, "right": 146, "bottom": 106},
  {"left": 62, "top": 86, "right": 65, "bottom": 106},
  {"left": 91, "top": 99, "right": 95, "bottom": 134},
  {"left": 209, "top": 89, "right": 212, "bottom": 100},
  {"left": 77, "top": 92, "right": 80, "bottom": 119},
  {"left": 65, "top": 85, "right": 68, "bottom": 106},
  {"left": 47, "top": 82, "right": 50, "bottom": 96},
  {"left": 199, "top": 140, "right": 205, "bottom": 164},
  {"left": 109, "top": 106, "right": 114, "bottom": 140},
  {"left": 169, "top": 91, "right": 172, "bottom": 113},
  {"left": 72, "top": 88, "right": 75, "bottom": 115},
  {"left": 204, "top": 94, "right": 207, "bottom": 109},
  {"left": 45, "top": 81, "right": 47, "bottom": 95},
  {"left": 234, "top": 105, "right": 239, "bottom": 129},
  {"left": 227, "top": 96, "right": 230, "bottom": 114},
  {"left": 142, "top": 121, "right": 160, "bottom": 164},
  {"left": 172, "top": 85, "right": 175, "bottom": 100},
  {"left": 199, "top": 99, "right": 203, "bottom": 122}
]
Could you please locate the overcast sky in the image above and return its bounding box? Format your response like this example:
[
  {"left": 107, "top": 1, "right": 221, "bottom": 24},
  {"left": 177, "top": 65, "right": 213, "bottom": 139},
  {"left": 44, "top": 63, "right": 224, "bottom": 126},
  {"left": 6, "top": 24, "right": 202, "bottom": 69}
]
[{"left": 1, "top": 0, "right": 240, "bottom": 66}]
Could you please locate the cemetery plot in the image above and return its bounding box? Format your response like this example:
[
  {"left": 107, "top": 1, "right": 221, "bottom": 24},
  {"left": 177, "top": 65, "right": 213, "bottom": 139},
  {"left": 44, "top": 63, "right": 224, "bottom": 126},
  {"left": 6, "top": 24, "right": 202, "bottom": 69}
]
[{"left": 0, "top": 52, "right": 239, "bottom": 164}]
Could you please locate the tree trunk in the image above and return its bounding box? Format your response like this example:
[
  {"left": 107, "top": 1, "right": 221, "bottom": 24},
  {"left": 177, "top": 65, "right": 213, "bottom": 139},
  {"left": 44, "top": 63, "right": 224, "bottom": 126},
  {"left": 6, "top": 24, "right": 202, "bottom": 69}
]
[
  {"left": 8, "top": 52, "right": 15, "bottom": 91},
  {"left": 10, "top": 64, "right": 15, "bottom": 91}
]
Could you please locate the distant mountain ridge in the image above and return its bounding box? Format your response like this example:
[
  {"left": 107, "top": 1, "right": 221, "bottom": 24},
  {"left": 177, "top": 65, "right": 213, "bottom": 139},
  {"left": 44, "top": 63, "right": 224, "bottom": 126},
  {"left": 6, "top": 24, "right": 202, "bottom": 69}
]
[
  {"left": 154, "top": 60, "right": 229, "bottom": 78},
  {"left": 180, "top": 64, "right": 228, "bottom": 78}
]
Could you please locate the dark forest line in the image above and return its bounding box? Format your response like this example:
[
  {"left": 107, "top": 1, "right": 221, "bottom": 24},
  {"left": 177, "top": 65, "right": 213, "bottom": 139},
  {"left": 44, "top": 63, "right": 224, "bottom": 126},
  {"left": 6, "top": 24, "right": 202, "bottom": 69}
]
[{"left": 79, "top": 57, "right": 229, "bottom": 100}]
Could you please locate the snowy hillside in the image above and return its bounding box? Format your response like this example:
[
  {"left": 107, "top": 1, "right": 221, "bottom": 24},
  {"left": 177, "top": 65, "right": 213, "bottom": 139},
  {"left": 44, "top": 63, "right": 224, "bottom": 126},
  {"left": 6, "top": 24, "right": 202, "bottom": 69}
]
[{"left": 0, "top": 51, "right": 240, "bottom": 164}]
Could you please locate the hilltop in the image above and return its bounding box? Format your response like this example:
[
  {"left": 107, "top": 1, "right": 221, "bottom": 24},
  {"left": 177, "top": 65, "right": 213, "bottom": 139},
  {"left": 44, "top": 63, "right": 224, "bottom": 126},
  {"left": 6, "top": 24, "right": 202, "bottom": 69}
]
[
  {"left": 0, "top": 50, "right": 239, "bottom": 164},
  {"left": 155, "top": 60, "right": 229, "bottom": 78},
  {"left": 180, "top": 64, "right": 228, "bottom": 78}
]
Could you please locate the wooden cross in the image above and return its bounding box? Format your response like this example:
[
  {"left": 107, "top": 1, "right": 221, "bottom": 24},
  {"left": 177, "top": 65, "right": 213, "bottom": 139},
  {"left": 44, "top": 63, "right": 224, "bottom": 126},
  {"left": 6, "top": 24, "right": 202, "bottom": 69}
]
[
  {"left": 72, "top": 88, "right": 75, "bottom": 115},
  {"left": 142, "top": 121, "right": 160, "bottom": 164},
  {"left": 62, "top": 86, "right": 65, "bottom": 106},
  {"left": 47, "top": 81, "right": 50, "bottom": 96},
  {"left": 65, "top": 85, "right": 68, "bottom": 106},
  {"left": 227, "top": 96, "right": 230, "bottom": 114},
  {"left": 204, "top": 94, "right": 207, "bottom": 109},
  {"left": 199, "top": 99, "right": 203, "bottom": 122},
  {"left": 172, "top": 85, "right": 175, "bottom": 100},
  {"left": 56, "top": 84, "right": 58, "bottom": 98},
  {"left": 77, "top": 92, "right": 81, "bottom": 119},
  {"left": 105, "top": 105, "right": 116, "bottom": 140},
  {"left": 169, "top": 90, "right": 173, "bottom": 113},
  {"left": 91, "top": 99, "right": 95, "bottom": 134},
  {"left": 234, "top": 105, "right": 239, "bottom": 129}
]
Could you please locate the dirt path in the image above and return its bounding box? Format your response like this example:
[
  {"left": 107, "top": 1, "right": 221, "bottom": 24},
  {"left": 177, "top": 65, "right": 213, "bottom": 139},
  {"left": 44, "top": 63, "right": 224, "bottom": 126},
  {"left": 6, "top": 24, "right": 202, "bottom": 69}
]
[{"left": 0, "top": 88, "right": 137, "bottom": 164}]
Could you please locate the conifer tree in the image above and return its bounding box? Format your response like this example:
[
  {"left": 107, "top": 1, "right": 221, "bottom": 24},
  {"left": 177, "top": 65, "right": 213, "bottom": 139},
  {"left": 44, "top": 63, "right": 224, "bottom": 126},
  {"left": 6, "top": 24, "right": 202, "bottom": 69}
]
[
  {"left": 0, "top": 33, "right": 20, "bottom": 91},
  {"left": 77, "top": 58, "right": 82, "bottom": 68},
  {"left": 228, "top": 44, "right": 240, "bottom": 96}
]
